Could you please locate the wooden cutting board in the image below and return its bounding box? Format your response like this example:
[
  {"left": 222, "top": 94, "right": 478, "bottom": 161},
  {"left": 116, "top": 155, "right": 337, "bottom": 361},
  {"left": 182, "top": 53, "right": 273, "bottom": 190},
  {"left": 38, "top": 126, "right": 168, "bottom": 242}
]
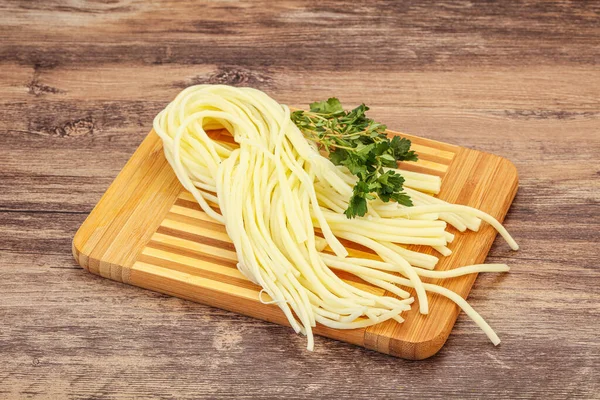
[{"left": 72, "top": 128, "right": 518, "bottom": 360}]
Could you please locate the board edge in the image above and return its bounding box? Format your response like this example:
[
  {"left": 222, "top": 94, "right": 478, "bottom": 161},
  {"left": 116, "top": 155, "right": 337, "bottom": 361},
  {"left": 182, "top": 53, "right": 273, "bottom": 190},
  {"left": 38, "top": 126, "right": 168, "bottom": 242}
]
[{"left": 72, "top": 131, "right": 183, "bottom": 282}]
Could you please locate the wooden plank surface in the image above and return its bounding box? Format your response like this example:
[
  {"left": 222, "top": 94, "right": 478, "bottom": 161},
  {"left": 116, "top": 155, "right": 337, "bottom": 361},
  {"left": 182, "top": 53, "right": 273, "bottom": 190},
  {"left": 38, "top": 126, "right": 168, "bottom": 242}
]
[{"left": 0, "top": 0, "right": 599, "bottom": 398}]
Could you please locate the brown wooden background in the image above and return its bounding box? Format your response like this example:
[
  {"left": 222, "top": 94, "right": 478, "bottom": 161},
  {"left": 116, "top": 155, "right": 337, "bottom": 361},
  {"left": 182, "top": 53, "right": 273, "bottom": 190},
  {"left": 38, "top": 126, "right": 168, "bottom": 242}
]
[{"left": 1, "top": 1, "right": 599, "bottom": 399}]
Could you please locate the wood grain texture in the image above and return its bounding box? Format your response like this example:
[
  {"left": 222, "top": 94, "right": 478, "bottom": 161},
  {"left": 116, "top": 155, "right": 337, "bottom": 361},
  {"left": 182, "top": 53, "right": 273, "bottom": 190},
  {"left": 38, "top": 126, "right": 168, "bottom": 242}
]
[
  {"left": 0, "top": 0, "right": 599, "bottom": 398},
  {"left": 72, "top": 128, "right": 518, "bottom": 360}
]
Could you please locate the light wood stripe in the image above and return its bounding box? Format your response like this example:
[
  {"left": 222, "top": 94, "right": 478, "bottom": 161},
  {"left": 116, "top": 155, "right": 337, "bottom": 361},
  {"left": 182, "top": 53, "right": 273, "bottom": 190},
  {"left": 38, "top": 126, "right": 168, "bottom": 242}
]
[
  {"left": 146, "top": 240, "right": 238, "bottom": 270},
  {"left": 142, "top": 246, "right": 241, "bottom": 277},
  {"left": 165, "top": 211, "right": 227, "bottom": 234},
  {"left": 396, "top": 161, "right": 447, "bottom": 177},
  {"left": 160, "top": 218, "right": 232, "bottom": 245},
  {"left": 411, "top": 143, "right": 455, "bottom": 163},
  {"left": 407, "top": 159, "right": 449, "bottom": 173},
  {"left": 150, "top": 232, "right": 237, "bottom": 261},
  {"left": 170, "top": 204, "right": 218, "bottom": 224},
  {"left": 139, "top": 250, "right": 259, "bottom": 292},
  {"left": 178, "top": 191, "right": 200, "bottom": 203},
  {"left": 132, "top": 261, "right": 265, "bottom": 301}
]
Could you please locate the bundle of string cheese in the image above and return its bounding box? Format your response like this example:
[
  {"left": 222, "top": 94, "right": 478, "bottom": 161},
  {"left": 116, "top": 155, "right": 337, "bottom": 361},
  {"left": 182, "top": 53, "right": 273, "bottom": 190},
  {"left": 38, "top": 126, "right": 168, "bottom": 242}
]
[{"left": 153, "top": 85, "right": 518, "bottom": 350}]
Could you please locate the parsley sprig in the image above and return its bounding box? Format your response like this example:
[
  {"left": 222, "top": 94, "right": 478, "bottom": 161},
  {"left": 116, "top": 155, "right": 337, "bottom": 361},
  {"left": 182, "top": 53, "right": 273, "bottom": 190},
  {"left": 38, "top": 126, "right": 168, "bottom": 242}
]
[{"left": 291, "top": 98, "right": 418, "bottom": 218}]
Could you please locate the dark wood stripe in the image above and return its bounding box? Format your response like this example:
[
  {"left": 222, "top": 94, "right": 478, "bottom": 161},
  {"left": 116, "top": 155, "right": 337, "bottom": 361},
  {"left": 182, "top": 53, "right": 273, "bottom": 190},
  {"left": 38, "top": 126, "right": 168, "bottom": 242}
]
[
  {"left": 175, "top": 197, "right": 222, "bottom": 214},
  {"left": 146, "top": 240, "right": 238, "bottom": 268},
  {"left": 165, "top": 211, "right": 227, "bottom": 234},
  {"left": 156, "top": 225, "right": 236, "bottom": 252},
  {"left": 175, "top": 197, "right": 205, "bottom": 212},
  {"left": 137, "top": 253, "right": 260, "bottom": 292}
]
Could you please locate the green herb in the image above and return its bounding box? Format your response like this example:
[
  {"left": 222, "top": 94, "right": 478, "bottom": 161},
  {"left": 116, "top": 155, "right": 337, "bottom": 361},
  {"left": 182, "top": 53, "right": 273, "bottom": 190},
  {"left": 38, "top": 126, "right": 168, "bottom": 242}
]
[{"left": 291, "top": 98, "right": 418, "bottom": 218}]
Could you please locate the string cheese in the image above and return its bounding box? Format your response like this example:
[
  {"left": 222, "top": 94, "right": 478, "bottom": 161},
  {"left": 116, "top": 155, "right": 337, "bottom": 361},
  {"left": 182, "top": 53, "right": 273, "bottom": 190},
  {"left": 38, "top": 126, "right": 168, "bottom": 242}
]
[{"left": 153, "top": 85, "right": 518, "bottom": 349}]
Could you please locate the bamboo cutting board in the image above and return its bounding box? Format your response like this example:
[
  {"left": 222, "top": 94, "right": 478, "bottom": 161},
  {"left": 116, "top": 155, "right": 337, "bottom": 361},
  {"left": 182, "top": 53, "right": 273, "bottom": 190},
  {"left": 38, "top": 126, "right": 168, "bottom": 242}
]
[{"left": 73, "top": 128, "right": 518, "bottom": 360}]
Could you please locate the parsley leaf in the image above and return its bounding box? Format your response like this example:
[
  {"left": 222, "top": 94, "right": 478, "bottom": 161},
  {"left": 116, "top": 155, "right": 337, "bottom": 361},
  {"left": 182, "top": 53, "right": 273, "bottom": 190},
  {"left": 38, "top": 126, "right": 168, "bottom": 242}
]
[
  {"left": 309, "top": 98, "right": 344, "bottom": 115},
  {"left": 390, "top": 136, "right": 418, "bottom": 162},
  {"left": 291, "top": 98, "right": 418, "bottom": 218}
]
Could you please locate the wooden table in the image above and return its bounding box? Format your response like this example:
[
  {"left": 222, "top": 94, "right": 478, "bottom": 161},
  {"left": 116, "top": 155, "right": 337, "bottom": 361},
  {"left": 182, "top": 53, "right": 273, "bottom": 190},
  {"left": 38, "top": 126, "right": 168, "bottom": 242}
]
[{"left": 1, "top": 1, "right": 598, "bottom": 398}]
